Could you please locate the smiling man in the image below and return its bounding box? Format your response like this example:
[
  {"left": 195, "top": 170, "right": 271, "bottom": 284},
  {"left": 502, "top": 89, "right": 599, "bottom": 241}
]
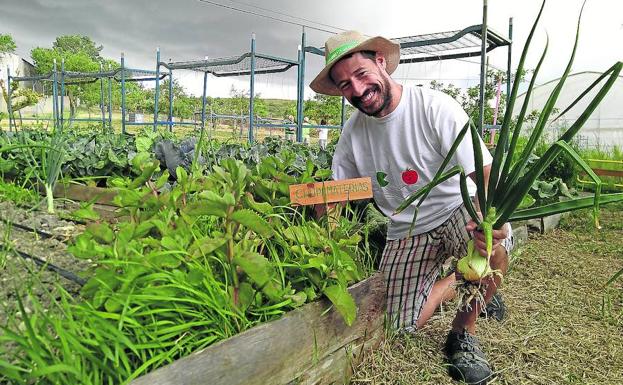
[{"left": 310, "top": 30, "right": 514, "bottom": 385}]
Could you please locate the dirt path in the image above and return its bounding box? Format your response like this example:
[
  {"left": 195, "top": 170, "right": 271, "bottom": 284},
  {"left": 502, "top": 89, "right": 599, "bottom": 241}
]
[{"left": 352, "top": 204, "right": 623, "bottom": 385}]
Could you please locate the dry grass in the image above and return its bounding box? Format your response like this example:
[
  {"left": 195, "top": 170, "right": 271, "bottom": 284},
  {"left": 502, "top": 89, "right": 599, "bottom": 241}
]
[{"left": 351, "top": 203, "right": 623, "bottom": 384}]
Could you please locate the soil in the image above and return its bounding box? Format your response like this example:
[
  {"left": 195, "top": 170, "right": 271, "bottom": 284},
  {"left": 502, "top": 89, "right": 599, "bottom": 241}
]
[{"left": 0, "top": 200, "right": 88, "bottom": 326}]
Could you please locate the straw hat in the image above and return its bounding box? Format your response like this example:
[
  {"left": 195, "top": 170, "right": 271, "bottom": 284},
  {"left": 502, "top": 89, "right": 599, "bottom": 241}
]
[{"left": 310, "top": 30, "right": 400, "bottom": 96}]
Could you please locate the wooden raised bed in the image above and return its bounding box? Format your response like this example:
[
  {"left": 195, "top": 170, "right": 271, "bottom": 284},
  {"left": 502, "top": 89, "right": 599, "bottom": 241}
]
[
  {"left": 130, "top": 273, "right": 387, "bottom": 385},
  {"left": 52, "top": 182, "right": 117, "bottom": 205},
  {"left": 51, "top": 182, "right": 119, "bottom": 220}
]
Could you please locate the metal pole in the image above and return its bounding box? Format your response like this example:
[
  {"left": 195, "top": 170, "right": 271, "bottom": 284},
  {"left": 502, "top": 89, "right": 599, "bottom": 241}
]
[
  {"left": 507, "top": 17, "right": 513, "bottom": 111},
  {"left": 248, "top": 33, "right": 256, "bottom": 143},
  {"left": 52, "top": 59, "right": 58, "bottom": 130},
  {"left": 107, "top": 64, "right": 112, "bottom": 130},
  {"left": 154, "top": 47, "right": 160, "bottom": 132},
  {"left": 210, "top": 103, "right": 214, "bottom": 141},
  {"left": 120, "top": 53, "right": 126, "bottom": 134},
  {"left": 6, "top": 66, "right": 13, "bottom": 131},
  {"left": 99, "top": 62, "right": 105, "bottom": 131},
  {"left": 478, "top": 0, "right": 488, "bottom": 137},
  {"left": 201, "top": 71, "right": 208, "bottom": 135},
  {"left": 60, "top": 59, "right": 65, "bottom": 126},
  {"left": 340, "top": 96, "right": 346, "bottom": 129},
  {"left": 168, "top": 66, "right": 173, "bottom": 132},
  {"left": 296, "top": 29, "right": 306, "bottom": 143}
]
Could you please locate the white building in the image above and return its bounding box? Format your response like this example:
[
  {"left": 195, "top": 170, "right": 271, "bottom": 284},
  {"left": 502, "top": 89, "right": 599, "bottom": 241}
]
[
  {"left": 0, "top": 52, "right": 41, "bottom": 113},
  {"left": 515, "top": 71, "right": 623, "bottom": 151}
]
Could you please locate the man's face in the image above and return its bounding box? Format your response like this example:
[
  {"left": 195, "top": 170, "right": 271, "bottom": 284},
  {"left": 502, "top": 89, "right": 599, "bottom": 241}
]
[{"left": 329, "top": 52, "right": 393, "bottom": 117}]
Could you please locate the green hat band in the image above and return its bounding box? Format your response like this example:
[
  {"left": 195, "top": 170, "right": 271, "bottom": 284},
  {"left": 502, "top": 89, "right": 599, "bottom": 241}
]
[{"left": 326, "top": 41, "right": 360, "bottom": 64}]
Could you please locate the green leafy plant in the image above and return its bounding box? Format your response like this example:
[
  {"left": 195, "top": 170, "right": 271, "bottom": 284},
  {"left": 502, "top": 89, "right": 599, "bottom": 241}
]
[
  {"left": 395, "top": 0, "right": 623, "bottom": 300},
  {"left": 0, "top": 142, "right": 372, "bottom": 383}
]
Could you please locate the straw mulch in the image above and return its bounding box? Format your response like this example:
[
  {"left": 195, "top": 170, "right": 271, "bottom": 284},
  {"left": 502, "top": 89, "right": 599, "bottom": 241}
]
[{"left": 351, "top": 203, "right": 623, "bottom": 384}]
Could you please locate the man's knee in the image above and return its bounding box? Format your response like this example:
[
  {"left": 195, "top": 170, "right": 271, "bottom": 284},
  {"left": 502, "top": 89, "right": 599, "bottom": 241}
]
[{"left": 490, "top": 243, "right": 509, "bottom": 273}]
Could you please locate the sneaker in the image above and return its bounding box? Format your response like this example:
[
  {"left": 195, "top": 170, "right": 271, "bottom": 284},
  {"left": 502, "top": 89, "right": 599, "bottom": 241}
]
[
  {"left": 479, "top": 292, "right": 506, "bottom": 322},
  {"left": 445, "top": 329, "right": 494, "bottom": 384}
]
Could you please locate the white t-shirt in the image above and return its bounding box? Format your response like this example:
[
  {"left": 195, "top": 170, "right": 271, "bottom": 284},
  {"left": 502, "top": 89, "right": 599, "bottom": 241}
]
[
  {"left": 332, "top": 86, "right": 492, "bottom": 240},
  {"left": 319, "top": 128, "right": 329, "bottom": 140}
]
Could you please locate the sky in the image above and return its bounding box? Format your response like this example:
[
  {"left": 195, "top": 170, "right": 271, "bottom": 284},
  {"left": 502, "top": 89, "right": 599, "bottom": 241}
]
[{"left": 1, "top": 0, "right": 622, "bottom": 100}]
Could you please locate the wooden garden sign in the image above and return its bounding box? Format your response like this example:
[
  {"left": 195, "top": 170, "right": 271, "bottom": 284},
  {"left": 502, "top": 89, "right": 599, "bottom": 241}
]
[{"left": 289, "top": 177, "right": 373, "bottom": 206}]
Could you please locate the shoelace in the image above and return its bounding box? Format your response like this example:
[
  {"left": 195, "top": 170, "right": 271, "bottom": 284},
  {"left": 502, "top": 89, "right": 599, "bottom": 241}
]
[{"left": 451, "top": 331, "right": 483, "bottom": 354}]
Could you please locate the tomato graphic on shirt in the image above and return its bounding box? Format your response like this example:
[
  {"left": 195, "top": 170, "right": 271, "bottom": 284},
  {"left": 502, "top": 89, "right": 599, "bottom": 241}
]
[{"left": 401, "top": 169, "right": 419, "bottom": 185}]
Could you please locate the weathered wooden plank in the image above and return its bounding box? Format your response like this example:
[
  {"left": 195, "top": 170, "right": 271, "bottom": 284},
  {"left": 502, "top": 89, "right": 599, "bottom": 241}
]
[
  {"left": 131, "top": 273, "right": 387, "bottom": 385},
  {"left": 594, "top": 168, "right": 623, "bottom": 178},
  {"left": 53, "top": 183, "right": 118, "bottom": 205},
  {"left": 290, "top": 325, "right": 385, "bottom": 385}
]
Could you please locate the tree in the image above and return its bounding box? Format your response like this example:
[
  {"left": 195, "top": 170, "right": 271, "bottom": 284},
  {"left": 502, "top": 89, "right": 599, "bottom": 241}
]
[
  {"left": 304, "top": 93, "right": 345, "bottom": 125},
  {"left": 0, "top": 79, "right": 42, "bottom": 126},
  {"left": 0, "top": 34, "right": 17, "bottom": 55},
  {"left": 52, "top": 35, "right": 102, "bottom": 61},
  {"left": 31, "top": 35, "right": 104, "bottom": 119}
]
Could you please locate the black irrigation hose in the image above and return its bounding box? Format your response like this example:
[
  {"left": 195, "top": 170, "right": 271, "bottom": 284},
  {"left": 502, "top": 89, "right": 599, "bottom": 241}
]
[
  {"left": 1, "top": 242, "right": 86, "bottom": 286},
  {"left": 6, "top": 221, "right": 57, "bottom": 241}
]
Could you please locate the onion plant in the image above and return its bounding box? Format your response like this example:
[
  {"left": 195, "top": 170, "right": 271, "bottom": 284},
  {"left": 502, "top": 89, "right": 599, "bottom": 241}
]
[
  {"left": 39, "top": 128, "right": 66, "bottom": 214},
  {"left": 395, "top": 0, "right": 623, "bottom": 292},
  {"left": 0, "top": 132, "right": 65, "bottom": 214}
]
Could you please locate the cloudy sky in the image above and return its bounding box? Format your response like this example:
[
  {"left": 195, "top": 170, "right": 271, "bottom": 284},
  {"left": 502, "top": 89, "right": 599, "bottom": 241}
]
[{"left": 2, "top": 0, "right": 622, "bottom": 99}]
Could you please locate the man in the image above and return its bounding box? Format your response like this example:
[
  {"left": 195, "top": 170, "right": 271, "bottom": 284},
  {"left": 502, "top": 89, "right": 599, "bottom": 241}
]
[
  {"left": 310, "top": 30, "right": 513, "bottom": 384},
  {"left": 318, "top": 119, "right": 329, "bottom": 149}
]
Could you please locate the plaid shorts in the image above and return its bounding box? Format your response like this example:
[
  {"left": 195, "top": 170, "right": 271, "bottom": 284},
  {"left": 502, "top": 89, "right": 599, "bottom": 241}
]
[{"left": 379, "top": 204, "right": 514, "bottom": 330}]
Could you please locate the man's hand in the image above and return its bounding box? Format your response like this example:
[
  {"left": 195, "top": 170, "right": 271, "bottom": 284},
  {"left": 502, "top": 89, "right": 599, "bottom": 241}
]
[{"left": 465, "top": 220, "right": 509, "bottom": 257}]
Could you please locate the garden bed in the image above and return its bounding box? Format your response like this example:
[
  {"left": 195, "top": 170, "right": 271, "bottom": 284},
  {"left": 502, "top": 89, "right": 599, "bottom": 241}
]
[{"left": 131, "top": 272, "right": 386, "bottom": 385}]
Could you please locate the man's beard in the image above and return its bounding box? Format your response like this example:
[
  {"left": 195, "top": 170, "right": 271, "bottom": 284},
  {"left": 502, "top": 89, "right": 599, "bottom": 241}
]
[{"left": 352, "top": 77, "right": 392, "bottom": 117}]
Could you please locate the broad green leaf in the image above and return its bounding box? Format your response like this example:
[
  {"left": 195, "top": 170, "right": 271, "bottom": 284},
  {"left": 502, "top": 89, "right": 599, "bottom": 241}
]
[
  {"left": 155, "top": 170, "right": 170, "bottom": 189},
  {"left": 71, "top": 205, "right": 100, "bottom": 221},
  {"left": 518, "top": 194, "right": 536, "bottom": 209},
  {"left": 147, "top": 251, "right": 182, "bottom": 269},
  {"left": 81, "top": 268, "right": 119, "bottom": 298},
  {"left": 135, "top": 136, "right": 153, "bottom": 153},
  {"left": 134, "top": 221, "right": 155, "bottom": 238},
  {"left": 234, "top": 251, "right": 272, "bottom": 287},
  {"left": 314, "top": 168, "right": 332, "bottom": 180},
  {"left": 176, "top": 166, "right": 188, "bottom": 185},
  {"left": 128, "top": 160, "right": 159, "bottom": 189},
  {"left": 189, "top": 237, "right": 227, "bottom": 257},
  {"left": 323, "top": 284, "right": 357, "bottom": 326},
  {"left": 304, "top": 286, "right": 318, "bottom": 301},
  {"left": 104, "top": 296, "right": 123, "bottom": 313},
  {"left": 284, "top": 291, "right": 307, "bottom": 307},
  {"left": 230, "top": 209, "right": 273, "bottom": 237},
  {"left": 184, "top": 201, "right": 227, "bottom": 218},
  {"left": 113, "top": 189, "right": 143, "bottom": 207},
  {"left": 243, "top": 193, "right": 274, "bottom": 214},
  {"left": 282, "top": 225, "right": 324, "bottom": 248},
  {"left": 160, "top": 236, "right": 180, "bottom": 251},
  {"left": 130, "top": 151, "right": 152, "bottom": 171},
  {"left": 233, "top": 251, "right": 281, "bottom": 301},
  {"left": 186, "top": 267, "right": 204, "bottom": 285},
  {"left": 87, "top": 222, "right": 114, "bottom": 244},
  {"left": 236, "top": 282, "right": 255, "bottom": 309}
]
